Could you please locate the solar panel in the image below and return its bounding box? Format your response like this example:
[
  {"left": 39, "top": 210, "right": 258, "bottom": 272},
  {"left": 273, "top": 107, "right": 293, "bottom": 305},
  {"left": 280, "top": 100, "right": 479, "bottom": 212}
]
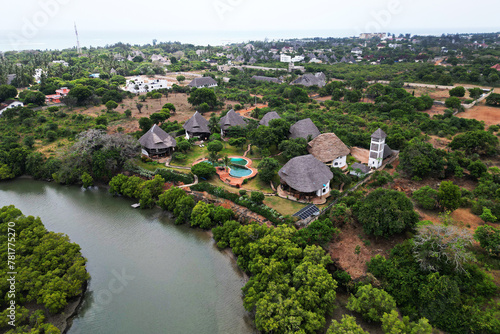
[{"left": 293, "top": 204, "right": 320, "bottom": 220}]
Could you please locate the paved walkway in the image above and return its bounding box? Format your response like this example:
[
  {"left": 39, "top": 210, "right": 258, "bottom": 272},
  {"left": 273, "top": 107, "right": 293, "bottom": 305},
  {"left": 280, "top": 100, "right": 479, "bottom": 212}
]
[{"left": 178, "top": 175, "right": 198, "bottom": 188}]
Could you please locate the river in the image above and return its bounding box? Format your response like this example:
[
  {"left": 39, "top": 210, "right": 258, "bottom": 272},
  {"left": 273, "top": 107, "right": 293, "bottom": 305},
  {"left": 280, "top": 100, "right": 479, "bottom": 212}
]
[{"left": 0, "top": 179, "right": 255, "bottom": 334}]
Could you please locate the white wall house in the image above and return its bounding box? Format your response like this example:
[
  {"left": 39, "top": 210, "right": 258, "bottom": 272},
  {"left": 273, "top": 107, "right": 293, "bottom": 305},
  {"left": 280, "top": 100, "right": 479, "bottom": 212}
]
[
  {"left": 316, "top": 181, "right": 330, "bottom": 197},
  {"left": 0, "top": 101, "right": 23, "bottom": 117},
  {"left": 368, "top": 128, "right": 387, "bottom": 169},
  {"left": 332, "top": 156, "right": 347, "bottom": 168},
  {"left": 123, "top": 77, "right": 170, "bottom": 93},
  {"left": 280, "top": 54, "right": 292, "bottom": 62}
]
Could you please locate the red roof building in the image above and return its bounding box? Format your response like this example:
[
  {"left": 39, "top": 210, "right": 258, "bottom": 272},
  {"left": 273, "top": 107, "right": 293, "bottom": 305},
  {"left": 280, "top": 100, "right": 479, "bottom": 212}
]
[
  {"left": 45, "top": 94, "right": 61, "bottom": 103},
  {"left": 491, "top": 64, "right": 500, "bottom": 71},
  {"left": 55, "top": 87, "right": 70, "bottom": 96}
]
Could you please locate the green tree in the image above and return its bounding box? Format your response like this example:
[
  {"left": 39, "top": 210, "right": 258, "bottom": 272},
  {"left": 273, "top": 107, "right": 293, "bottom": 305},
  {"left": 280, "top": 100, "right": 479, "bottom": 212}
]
[
  {"left": 356, "top": 189, "right": 419, "bottom": 238},
  {"left": 163, "top": 103, "right": 176, "bottom": 113},
  {"left": 327, "top": 315, "right": 368, "bottom": 334},
  {"left": 278, "top": 138, "right": 308, "bottom": 161},
  {"left": 191, "top": 162, "right": 216, "bottom": 179},
  {"left": 479, "top": 207, "right": 497, "bottom": 223},
  {"left": 252, "top": 126, "right": 277, "bottom": 149},
  {"left": 381, "top": 310, "right": 433, "bottom": 334},
  {"left": 486, "top": 93, "right": 500, "bottom": 106},
  {"left": 347, "top": 284, "right": 397, "bottom": 322},
  {"left": 81, "top": 172, "right": 93, "bottom": 188},
  {"left": 400, "top": 138, "right": 445, "bottom": 178},
  {"left": 67, "top": 85, "right": 93, "bottom": 105},
  {"left": 445, "top": 96, "right": 461, "bottom": 109},
  {"left": 23, "top": 90, "right": 46, "bottom": 105},
  {"left": 468, "top": 87, "right": 483, "bottom": 100},
  {"left": 136, "top": 102, "right": 144, "bottom": 113},
  {"left": 173, "top": 195, "right": 195, "bottom": 224},
  {"left": 158, "top": 187, "right": 186, "bottom": 211},
  {"left": 449, "top": 86, "right": 465, "bottom": 97},
  {"left": 190, "top": 201, "right": 214, "bottom": 228},
  {"left": 474, "top": 225, "right": 500, "bottom": 256},
  {"left": 149, "top": 111, "right": 170, "bottom": 124},
  {"left": 412, "top": 186, "right": 438, "bottom": 210},
  {"left": 105, "top": 100, "right": 118, "bottom": 111},
  {"left": 0, "top": 84, "right": 18, "bottom": 102},
  {"left": 207, "top": 140, "right": 223, "bottom": 153},
  {"left": 257, "top": 157, "right": 279, "bottom": 183},
  {"left": 139, "top": 117, "right": 153, "bottom": 133},
  {"left": 250, "top": 191, "right": 265, "bottom": 204},
  {"left": 187, "top": 87, "right": 217, "bottom": 108},
  {"left": 468, "top": 160, "right": 487, "bottom": 179},
  {"left": 437, "top": 181, "right": 461, "bottom": 211},
  {"left": 176, "top": 75, "right": 185, "bottom": 83},
  {"left": 449, "top": 130, "right": 498, "bottom": 155}
]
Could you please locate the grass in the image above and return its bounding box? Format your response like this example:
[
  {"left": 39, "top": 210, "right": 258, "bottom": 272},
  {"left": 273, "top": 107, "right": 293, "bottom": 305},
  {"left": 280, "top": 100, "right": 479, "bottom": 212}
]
[
  {"left": 171, "top": 143, "right": 253, "bottom": 167},
  {"left": 264, "top": 196, "right": 308, "bottom": 217},
  {"left": 135, "top": 160, "right": 191, "bottom": 173}
]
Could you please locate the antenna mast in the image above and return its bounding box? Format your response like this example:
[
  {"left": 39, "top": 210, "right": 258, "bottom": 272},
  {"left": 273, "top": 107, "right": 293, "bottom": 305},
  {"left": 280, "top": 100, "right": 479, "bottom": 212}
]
[{"left": 74, "top": 22, "right": 81, "bottom": 54}]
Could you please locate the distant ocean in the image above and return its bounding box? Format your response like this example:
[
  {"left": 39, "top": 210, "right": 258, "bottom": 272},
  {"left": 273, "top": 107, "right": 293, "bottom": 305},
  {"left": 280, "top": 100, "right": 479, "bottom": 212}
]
[{"left": 0, "top": 28, "right": 497, "bottom": 52}]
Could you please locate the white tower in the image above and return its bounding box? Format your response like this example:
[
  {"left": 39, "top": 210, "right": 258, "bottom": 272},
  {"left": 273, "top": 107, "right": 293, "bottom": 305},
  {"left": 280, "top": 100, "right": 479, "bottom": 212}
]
[
  {"left": 74, "top": 22, "right": 81, "bottom": 54},
  {"left": 368, "top": 128, "right": 387, "bottom": 169}
]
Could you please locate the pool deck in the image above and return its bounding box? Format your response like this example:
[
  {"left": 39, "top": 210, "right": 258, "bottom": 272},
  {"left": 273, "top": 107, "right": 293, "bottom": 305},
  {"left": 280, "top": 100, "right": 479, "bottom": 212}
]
[{"left": 194, "top": 156, "right": 258, "bottom": 188}]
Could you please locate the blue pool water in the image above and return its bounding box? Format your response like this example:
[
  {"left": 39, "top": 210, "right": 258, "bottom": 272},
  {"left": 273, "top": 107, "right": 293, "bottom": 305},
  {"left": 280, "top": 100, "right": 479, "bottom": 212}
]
[
  {"left": 204, "top": 158, "right": 252, "bottom": 178},
  {"left": 230, "top": 158, "right": 248, "bottom": 166}
]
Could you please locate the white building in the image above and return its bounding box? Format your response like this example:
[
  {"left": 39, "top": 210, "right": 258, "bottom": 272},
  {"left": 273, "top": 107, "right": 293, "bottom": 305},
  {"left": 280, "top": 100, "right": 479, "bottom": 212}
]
[
  {"left": 34, "top": 69, "right": 46, "bottom": 83},
  {"left": 368, "top": 128, "right": 394, "bottom": 169},
  {"left": 123, "top": 77, "right": 171, "bottom": 93},
  {"left": 51, "top": 60, "right": 69, "bottom": 67},
  {"left": 0, "top": 100, "right": 23, "bottom": 117},
  {"left": 280, "top": 54, "right": 292, "bottom": 62}
]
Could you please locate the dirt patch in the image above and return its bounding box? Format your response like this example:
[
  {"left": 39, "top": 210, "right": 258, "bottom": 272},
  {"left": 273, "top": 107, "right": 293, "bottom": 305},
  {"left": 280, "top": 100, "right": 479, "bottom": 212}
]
[
  {"left": 428, "top": 135, "right": 451, "bottom": 150},
  {"left": 350, "top": 147, "right": 369, "bottom": 164},
  {"left": 328, "top": 222, "right": 407, "bottom": 280},
  {"left": 456, "top": 101, "right": 500, "bottom": 127},
  {"left": 423, "top": 104, "right": 448, "bottom": 117}
]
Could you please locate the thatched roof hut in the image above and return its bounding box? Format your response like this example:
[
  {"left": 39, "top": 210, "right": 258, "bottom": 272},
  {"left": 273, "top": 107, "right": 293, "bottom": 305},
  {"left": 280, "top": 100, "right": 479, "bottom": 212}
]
[
  {"left": 139, "top": 124, "right": 176, "bottom": 156},
  {"left": 259, "top": 111, "right": 281, "bottom": 126},
  {"left": 307, "top": 133, "right": 350, "bottom": 163},
  {"left": 219, "top": 109, "right": 247, "bottom": 131},
  {"left": 289, "top": 118, "right": 321, "bottom": 140},
  {"left": 278, "top": 155, "right": 333, "bottom": 193},
  {"left": 183, "top": 111, "right": 210, "bottom": 138}
]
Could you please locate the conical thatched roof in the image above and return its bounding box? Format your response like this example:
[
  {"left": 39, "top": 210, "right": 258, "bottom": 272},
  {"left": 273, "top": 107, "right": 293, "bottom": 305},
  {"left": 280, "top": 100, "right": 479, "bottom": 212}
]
[
  {"left": 289, "top": 118, "right": 320, "bottom": 140},
  {"left": 183, "top": 111, "right": 210, "bottom": 134},
  {"left": 307, "top": 133, "right": 350, "bottom": 163},
  {"left": 278, "top": 155, "right": 333, "bottom": 193},
  {"left": 259, "top": 111, "right": 281, "bottom": 126},
  {"left": 219, "top": 109, "right": 247, "bottom": 130},
  {"left": 139, "top": 124, "right": 176, "bottom": 150},
  {"left": 371, "top": 128, "right": 387, "bottom": 139}
]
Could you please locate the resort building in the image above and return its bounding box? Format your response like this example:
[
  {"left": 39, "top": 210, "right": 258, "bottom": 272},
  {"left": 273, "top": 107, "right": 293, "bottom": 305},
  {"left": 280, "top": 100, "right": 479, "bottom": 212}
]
[
  {"left": 251, "top": 76, "right": 282, "bottom": 84},
  {"left": 0, "top": 100, "right": 23, "bottom": 117},
  {"left": 139, "top": 124, "right": 177, "bottom": 158},
  {"left": 219, "top": 109, "right": 247, "bottom": 136},
  {"left": 124, "top": 77, "right": 170, "bottom": 93},
  {"left": 278, "top": 154, "right": 333, "bottom": 201},
  {"left": 350, "top": 163, "right": 371, "bottom": 177},
  {"left": 183, "top": 111, "right": 211, "bottom": 140},
  {"left": 307, "top": 133, "right": 350, "bottom": 168},
  {"left": 259, "top": 111, "right": 281, "bottom": 126},
  {"left": 188, "top": 77, "right": 218, "bottom": 89},
  {"left": 291, "top": 72, "right": 326, "bottom": 87},
  {"left": 368, "top": 128, "right": 393, "bottom": 168},
  {"left": 289, "top": 118, "right": 320, "bottom": 140}
]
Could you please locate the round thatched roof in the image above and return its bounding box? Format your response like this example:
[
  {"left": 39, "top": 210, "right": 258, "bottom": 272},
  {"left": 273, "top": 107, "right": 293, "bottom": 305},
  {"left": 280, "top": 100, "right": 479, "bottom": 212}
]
[
  {"left": 307, "top": 133, "right": 350, "bottom": 163},
  {"left": 278, "top": 154, "right": 333, "bottom": 193}
]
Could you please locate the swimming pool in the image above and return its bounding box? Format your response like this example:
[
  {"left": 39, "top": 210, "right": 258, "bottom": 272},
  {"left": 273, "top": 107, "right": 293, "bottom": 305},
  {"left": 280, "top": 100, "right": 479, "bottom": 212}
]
[
  {"left": 229, "top": 165, "right": 252, "bottom": 177},
  {"left": 230, "top": 158, "right": 248, "bottom": 166}
]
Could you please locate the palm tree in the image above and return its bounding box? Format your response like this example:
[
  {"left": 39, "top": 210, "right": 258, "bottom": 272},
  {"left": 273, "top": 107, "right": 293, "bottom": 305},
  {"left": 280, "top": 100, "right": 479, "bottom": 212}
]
[
  {"left": 222, "top": 155, "right": 231, "bottom": 172},
  {"left": 208, "top": 151, "right": 220, "bottom": 165}
]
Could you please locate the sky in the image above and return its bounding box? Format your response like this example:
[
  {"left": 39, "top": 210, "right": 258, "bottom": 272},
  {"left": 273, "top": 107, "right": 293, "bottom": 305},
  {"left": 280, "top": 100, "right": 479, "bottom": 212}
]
[{"left": 1, "top": 0, "right": 499, "bottom": 51}]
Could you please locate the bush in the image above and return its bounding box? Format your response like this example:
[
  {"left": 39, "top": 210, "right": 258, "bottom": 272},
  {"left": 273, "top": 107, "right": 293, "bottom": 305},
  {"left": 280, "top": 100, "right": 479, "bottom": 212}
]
[
  {"left": 474, "top": 225, "right": 500, "bottom": 256},
  {"left": 382, "top": 310, "right": 433, "bottom": 334},
  {"left": 327, "top": 315, "right": 368, "bottom": 334},
  {"left": 437, "top": 181, "right": 461, "bottom": 211},
  {"left": 250, "top": 191, "right": 265, "bottom": 204},
  {"left": 412, "top": 186, "right": 438, "bottom": 210},
  {"left": 449, "top": 86, "right": 465, "bottom": 97},
  {"left": 347, "top": 284, "right": 397, "bottom": 322},
  {"left": 191, "top": 162, "right": 216, "bottom": 179},
  {"left": 356, "top": 189, "right": 419, "bottom": 238}
]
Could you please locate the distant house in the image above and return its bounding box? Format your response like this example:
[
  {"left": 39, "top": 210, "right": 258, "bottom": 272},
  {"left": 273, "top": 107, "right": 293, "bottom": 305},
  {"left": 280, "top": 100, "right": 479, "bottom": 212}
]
[
  {"left": 289, "top": 118, "right": 320, "bottom": 140},
  {"left": 51, "top": 60, "right": 69, "bottom": 67},
  {"left": 307, "top": 133, "right": 350, "bottom": 168},
  {"left": 89, "top": 73, "right": 100, "bottom": 78},
  {"left": 183, "top": 111, "right": 210, "bottom": 140},
  {"left": 278, "top": 154, "right": 333, "bottom": 200},
  {"left": 124, "top": 77, "right": 170, "bottom": 93},
  {"left": 368, "top": 128, "right": 393, "bottom": 168},
  {"left": 45, "top": 94, "right": 62, "bottom": 103},
  {"left": 350, "top": 163, "right": 371, "bottom": 177},
  {"left": 219, "top": 109, "right": 247, "bottom": 136},
  {"left": 0, "top": 100, "right": 23, "bottom": 117},
  {"left": 291, "top": 72, "right": 326, "bottom": 87},
  {"left": 139, "top": 124, "right": 177, "bottom": 158},
  {"left": 7, "top": 74, "right": 16, "bottom": 85},
  {"left": 188, "top": 77, "right": 218, "bottom": 89},
  {"left": 351, "top": 47, "right": 363, "bottom": 56},
  {"left": 259, "top": 111, "right": 281, "bottom": 126},
  {"left": 55, "top": 87, "right": 70, "bottom": 96},
  {"left": 491, "top": 64, "right": 500, "bottom": 71},
  {"left": 110, "top": 68, "right": 117, "bottom": 75},
  {"left": 251, "top": 76, "right": 282, "bottom": 84},
  {"left": 280, "top": 54, "right": 292, "bottom": 63}
]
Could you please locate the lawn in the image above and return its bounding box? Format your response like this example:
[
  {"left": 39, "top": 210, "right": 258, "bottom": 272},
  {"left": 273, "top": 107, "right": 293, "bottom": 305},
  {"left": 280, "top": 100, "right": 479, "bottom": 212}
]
[
  {"left": 264, "top": 196, "right": 308, "bottom": 217},
  {"left": 135, "top": 160, "right": 191, "bottom": 173}
]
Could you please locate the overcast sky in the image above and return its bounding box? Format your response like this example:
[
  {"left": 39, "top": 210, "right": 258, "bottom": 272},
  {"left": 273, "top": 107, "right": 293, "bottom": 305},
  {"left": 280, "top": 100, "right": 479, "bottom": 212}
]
[{"left": 2, "top": 0, "right": 499, "bottom": 49}]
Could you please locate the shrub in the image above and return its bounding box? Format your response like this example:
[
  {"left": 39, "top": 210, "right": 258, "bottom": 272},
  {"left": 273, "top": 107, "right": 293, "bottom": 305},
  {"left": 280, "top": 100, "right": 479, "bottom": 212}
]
[
  {"left": 191, "top": 162, "right": 216, "bottom": 179},
  {"left": 250, "top": 191, "right": 265, "bottom": 204},
  {"left": 437, "top": 181, "right": 461, "bottom": 211},
  {"left": 412, "top": 186, "right": 438, "bottom": 210},
  {"left": 346, "top": 284, "right": 397, "bottom": 322},
  {"left": 474, "top": 225, "right": 500, "bottom": 256},
  {"left": 327, "top": 315, "right": 368, "bottom": 334}
]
